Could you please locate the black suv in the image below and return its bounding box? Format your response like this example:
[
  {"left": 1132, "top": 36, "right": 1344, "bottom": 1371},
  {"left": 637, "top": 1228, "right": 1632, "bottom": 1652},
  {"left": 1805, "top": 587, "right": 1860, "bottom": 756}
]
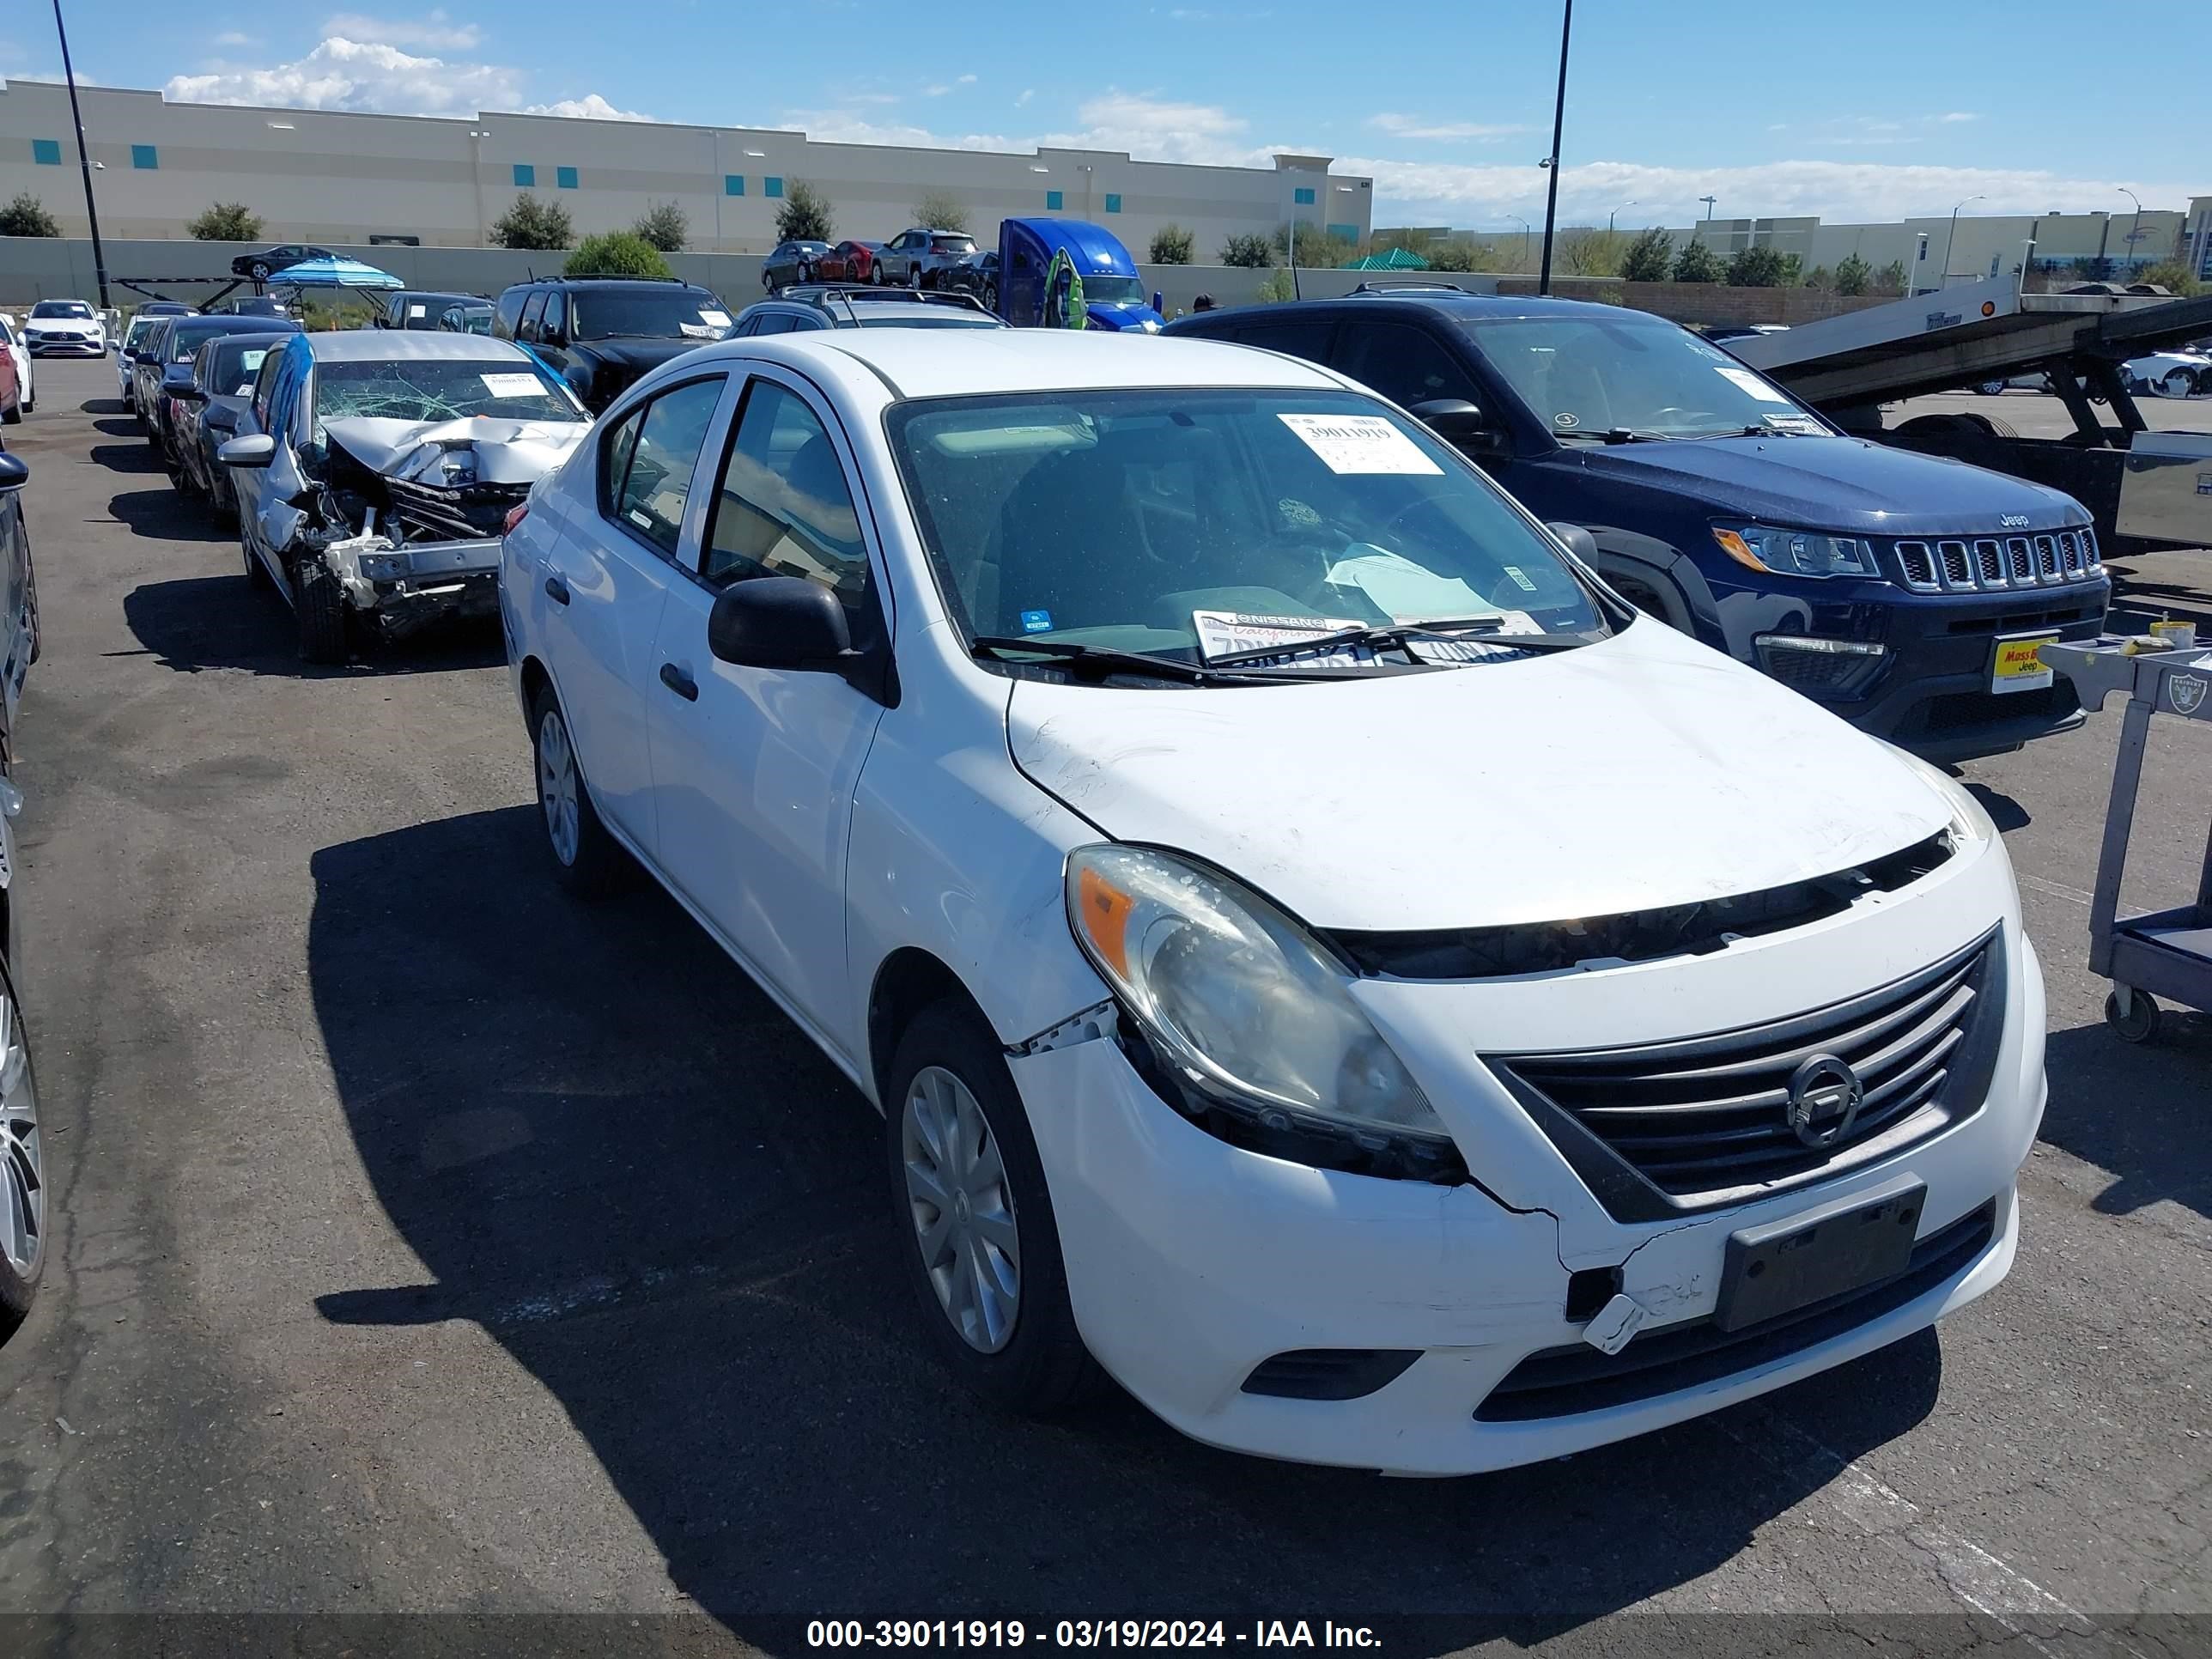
[
  {"left": 1167, "top": 288, "right": 2109, "bottom": 762},
  {"left": 490, "top": 277, "right": 733, "bottom": 412},
  {"left": 375, "top": 289, "right": 483, "bottom": 331}
]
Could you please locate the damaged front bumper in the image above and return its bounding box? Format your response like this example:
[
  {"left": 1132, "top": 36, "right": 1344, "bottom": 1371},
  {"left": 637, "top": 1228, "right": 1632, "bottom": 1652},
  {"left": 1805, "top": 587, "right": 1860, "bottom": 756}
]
[{"left": 319, "top": 532, "right": 502, "bottom": 635}]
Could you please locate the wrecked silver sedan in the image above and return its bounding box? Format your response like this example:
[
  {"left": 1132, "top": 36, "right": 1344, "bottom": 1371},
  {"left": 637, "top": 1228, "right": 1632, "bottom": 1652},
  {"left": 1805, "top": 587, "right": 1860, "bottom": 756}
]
[{"left": 220, "top": 331, "right": 591, "bottom": 663}]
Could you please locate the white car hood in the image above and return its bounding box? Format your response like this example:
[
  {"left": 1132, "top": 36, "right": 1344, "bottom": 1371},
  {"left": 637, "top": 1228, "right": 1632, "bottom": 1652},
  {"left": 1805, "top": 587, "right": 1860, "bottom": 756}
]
[
  {"left": 1006, "top": 618, "right": 1951, "bottom": 933},
  {"left": 321, "top": 416, "right": 587, "bottom": 483}
]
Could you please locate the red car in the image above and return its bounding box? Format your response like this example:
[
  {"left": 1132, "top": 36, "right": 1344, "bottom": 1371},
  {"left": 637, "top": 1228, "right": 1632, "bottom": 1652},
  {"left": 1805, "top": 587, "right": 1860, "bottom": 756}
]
[
  {"left": 0, "top": 342, "right": 19, "bottom": 426},
  {"left": 817, "top": 240, "right": 884, "bottom": 283}
]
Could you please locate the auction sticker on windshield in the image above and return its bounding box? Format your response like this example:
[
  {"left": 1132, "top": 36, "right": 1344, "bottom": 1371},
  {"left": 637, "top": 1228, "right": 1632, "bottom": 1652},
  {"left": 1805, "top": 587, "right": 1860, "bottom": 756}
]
[
  {"left": 480, "top": 372, "right": 545, "bottom": 398},
  {"left": 1717, "top": 366, "right": 1792, "bottom": 404},
  {"left": 1194, "top": 611, "right": 1368, "bottom": 665},
  {"left": 1279, "top": 414, "right": 1442, "bottom": 475}
]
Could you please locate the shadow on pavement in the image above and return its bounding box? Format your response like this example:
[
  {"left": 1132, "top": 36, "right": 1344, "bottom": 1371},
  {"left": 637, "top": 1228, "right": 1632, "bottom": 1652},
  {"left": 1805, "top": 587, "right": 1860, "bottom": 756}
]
[
  {"left": 122, "top": 573, "right": 506, "bottom": 678},
  {"left": 307, "top": 805, "right": 1948, "bottom": 1648},
  {"left": 2042, "top": 1018, "right": 2212, "bottom": 1220},
  {"left": 1964, "top": 781, "right": 2030, "bottom": 833},
  {"left": 78, "top": 397, "right": 131, "bottom": 416},
  {"left": 106, "top": 485, "right": 230, "bottom": 544}
]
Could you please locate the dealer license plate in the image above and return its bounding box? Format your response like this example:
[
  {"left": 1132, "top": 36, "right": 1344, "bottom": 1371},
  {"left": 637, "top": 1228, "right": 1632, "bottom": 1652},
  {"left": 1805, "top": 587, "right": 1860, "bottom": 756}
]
[
  {"left": 1990, "top": 633, "right": 2057, "bottom": 695},
  {"left": 1713, "top": 1178, "right": 1925, "bottom": 1333}
]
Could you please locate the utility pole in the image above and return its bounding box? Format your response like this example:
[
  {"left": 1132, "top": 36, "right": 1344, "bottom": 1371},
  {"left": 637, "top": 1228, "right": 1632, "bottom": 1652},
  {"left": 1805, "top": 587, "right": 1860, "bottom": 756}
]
[
  {"left": 2117, "top": 186, "right": 2142, "bottom": 274},
  {"left": 1698, "top": 194, "right": 1717, "bottom": 240},
  {"left": 1536, "top": 0, "right": 1572, "bottom": 295},
  {"left": 52, "top": 0, "right": 109, "bottom": 307}
]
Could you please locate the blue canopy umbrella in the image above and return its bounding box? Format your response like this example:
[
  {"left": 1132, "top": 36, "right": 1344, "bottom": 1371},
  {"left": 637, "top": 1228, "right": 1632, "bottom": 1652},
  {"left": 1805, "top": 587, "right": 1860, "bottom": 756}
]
[{"left": 270, "top": 255, "right": 404, "bottom": 291}]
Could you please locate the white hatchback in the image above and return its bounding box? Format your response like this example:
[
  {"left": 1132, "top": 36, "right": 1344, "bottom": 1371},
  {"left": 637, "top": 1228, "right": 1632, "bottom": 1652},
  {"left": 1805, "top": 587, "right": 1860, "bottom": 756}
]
[{"left": 501, "top": 330, "right": 2045, "bottom": 1475}]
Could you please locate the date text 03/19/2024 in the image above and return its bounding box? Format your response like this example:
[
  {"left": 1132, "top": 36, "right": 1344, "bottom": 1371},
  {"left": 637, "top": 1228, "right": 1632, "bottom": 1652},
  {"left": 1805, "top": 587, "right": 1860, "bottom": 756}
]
[{"left": 805, "top": 1621, "right": 1382, "bottom": 1650}]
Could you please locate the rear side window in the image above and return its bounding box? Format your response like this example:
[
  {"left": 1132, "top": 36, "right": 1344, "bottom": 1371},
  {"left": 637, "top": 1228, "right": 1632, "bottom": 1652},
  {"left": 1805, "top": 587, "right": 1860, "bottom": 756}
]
[
  {"left": 605, "top": 379, "right": 726, "bottom": 559},
  {"left": 702, "top": 380, "right": 868, "bottom": 609},
  {"left": 1333, "top": 321, "right": 1481, "bottom": 410},
  {"left": 494, "top": 289, "right": 528, "bottom": 339},
  {"left": 516, "top": 291, "right": 547, "bottom": 344},
  {"left": 1227, "top": 317, "right": 1338, "bottom": 362}
]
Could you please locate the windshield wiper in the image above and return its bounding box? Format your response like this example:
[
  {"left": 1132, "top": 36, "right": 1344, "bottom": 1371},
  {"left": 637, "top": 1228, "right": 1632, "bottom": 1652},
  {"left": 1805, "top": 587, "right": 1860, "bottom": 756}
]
[
  {"left": 970, "top": 636, "right": 1328, "bottom": 684},
  {"left": 1601, "top": 428, "right": 1676, "bottom": 443},
  {"left": 1205, "top": 619, "right": 1591, "bottom": 669}
]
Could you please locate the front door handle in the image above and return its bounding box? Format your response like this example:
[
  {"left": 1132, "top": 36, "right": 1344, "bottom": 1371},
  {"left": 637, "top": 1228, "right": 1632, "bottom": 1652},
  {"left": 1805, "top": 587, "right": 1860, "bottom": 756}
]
[
  {"left": 543, "top": 573, "right": 570, "bottom": 605},
  {"left": 659, "top": 662, "right": 698, "bottom": 702}
]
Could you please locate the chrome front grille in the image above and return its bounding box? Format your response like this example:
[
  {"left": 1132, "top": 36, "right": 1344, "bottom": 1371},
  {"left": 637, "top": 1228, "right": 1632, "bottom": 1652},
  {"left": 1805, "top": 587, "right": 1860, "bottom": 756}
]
[
  {"left": 1894, "top": 527, "right": 2100, "bottom": 592},
  {"left": 1488, "top": 930, "right": 2003, "bottom": 1219}
]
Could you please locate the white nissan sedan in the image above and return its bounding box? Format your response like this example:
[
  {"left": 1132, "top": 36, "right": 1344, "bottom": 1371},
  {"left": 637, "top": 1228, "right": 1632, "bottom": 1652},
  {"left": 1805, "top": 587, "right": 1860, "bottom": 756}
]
[{"left": 500, "top": 330, "right": 2045, "bottom": 1475}]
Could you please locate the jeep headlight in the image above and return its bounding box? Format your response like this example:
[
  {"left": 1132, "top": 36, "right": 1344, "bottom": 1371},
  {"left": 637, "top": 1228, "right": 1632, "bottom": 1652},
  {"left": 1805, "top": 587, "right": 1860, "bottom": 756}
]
[
  {"left": 1066, "top": 846, "right": 1449, "bottom": 1145},
  {"left": 1715, "top": 523, "right": 1879, "bottom": 579}
]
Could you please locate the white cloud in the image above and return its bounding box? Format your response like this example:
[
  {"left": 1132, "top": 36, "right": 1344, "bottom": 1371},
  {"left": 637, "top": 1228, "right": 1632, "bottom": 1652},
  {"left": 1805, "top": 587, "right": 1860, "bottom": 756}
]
[
  {"left": 1015, "top": 88, "right": 1034, "bottom": 107},
  {"left": 923, "top": 84, "right": 951, "bottom": 97},
  {"left": 526, "top": 92, "right": 653, "bottom": 122},
  {"left": 167, "top": 37, "right": 522, "bottom": 114},
  {"left": 162, "top": 34, "right": 643, "bottom": 120},
  {"left": 214, "top": 30, "right": 253, "bottom": 46},
  {"left": 321, "top": 9, "right": 482, "bottom": 49},
  {"left": 957, "top": 73, "right": 977, "bottom": 85},
  {"left": 1367, "top": 112, "right": 1529, "bottom": 143},
  {"left": 1938, "top": 112, "right": 1979, "bottom": 123}
]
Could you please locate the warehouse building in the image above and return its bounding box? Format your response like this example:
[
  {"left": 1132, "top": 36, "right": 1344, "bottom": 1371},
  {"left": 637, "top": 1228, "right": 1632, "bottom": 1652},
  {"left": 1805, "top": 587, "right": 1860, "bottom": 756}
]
[
  {"left": 0, "top": 79, "right": 1372, "bottom": 255},
  {"left": 1656, "top": 207, "right": 2200, "bottom": 289}
]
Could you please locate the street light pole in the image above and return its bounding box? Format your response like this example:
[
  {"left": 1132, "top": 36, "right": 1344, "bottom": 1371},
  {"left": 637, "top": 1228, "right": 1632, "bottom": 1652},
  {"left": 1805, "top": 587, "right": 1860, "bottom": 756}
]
[
  {"left": 1609, "top": 199, "right": 1638, "bottom": 234},
  {"left": 1506, "top": 215, "right": 1530, "bottom": 273},
  {"left": 52, "top": 0, "right": 109, "bottom": 307},
  {"left": 2117, "top": 186, "right": 2142, "bottom": 273},
  {"left": 1942, "top": 193, "right": 1984, "bottom": 289},
  {"left": 1536, "top": 0, "right": 1572, "bottom": 295},
  {"left": 1698, "top": 193, "right": 1717, "bottom": 240}
]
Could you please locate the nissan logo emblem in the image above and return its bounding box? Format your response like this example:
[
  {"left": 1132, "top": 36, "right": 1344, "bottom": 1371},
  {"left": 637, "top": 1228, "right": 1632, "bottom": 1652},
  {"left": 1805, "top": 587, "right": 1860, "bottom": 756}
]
[{"left": 1786, "top": 1054, "right": 1864, "bottom": 1150}]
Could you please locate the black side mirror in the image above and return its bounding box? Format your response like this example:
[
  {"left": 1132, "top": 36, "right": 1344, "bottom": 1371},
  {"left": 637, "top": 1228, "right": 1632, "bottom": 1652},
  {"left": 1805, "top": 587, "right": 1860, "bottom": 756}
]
[
  {"left": 161, "top": 365, "right": 204, "bottom": 400},
  {"left": 1410, "top": 398, "right": 1489, "bottom": 436},
  {"left": 708, "top": 576, "right": 852, "bottom": 672},
  {"left": 205, "top": 408, "right": 239, "bottom": 434},
  {"left": 0, "top": 453, "right": 27, "bottom": 492}
]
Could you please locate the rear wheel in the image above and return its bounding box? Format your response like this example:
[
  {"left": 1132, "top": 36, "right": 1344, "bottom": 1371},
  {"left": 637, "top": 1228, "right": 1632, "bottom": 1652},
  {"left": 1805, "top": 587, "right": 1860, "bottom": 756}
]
[
  {"left": 291, "top": 550, "right": 350, "bottom": 664},
  {"left": 884, "top": 1000, "right": 1103, "bottom": 1414},
  {"left": 0, "top": 955, "right": 47, "bottom": 1340},
  {"left": 2159, "top": 368, "right": 2198, "bottom": 400},
  {"left": 530, "top": 686, "right": 628, "bottom": 897},
  {"left": 0, "top": 398, "right": 18, "bottom": 428}
]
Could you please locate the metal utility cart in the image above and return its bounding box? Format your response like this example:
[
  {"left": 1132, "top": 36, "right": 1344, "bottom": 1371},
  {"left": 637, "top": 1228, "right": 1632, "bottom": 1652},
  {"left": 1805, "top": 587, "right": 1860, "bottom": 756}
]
[{"left": 2039, "top": 638, "right": 2212, "bottom": 1042}]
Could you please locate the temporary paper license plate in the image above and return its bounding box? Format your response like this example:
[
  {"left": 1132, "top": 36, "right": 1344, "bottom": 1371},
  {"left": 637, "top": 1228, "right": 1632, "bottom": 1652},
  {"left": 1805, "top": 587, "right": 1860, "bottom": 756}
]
[
  {"left": 1990, "top": 633, "right": 2057, "bottom": 695},
  {"left": 1714, "top": 1178, "right": 1924, "bottom": 1333}
]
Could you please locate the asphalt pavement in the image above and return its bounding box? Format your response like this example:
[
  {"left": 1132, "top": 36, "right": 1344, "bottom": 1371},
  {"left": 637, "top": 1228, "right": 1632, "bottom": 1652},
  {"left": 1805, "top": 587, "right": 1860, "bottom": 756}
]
[{"left": 0, "top": 358, "right": 2207, "bottom": 1656}]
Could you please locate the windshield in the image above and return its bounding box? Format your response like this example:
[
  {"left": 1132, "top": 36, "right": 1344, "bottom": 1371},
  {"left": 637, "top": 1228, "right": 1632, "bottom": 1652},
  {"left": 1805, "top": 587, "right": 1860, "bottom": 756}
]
[
  {"left": 856, "top": 313, "right": 1001, "bottom": 329},
  {"left": 1079, "top": 275, "right": 1147, "bottom": 306},
  {"left": 313, "top": 358, "right": 585, "bottom": 426},
  {"left": 568, "top": 290, "right": 732, "bottom": 342},
  {"left": 32, "top": 301, "right": 93, "bottom": 319},
  {"left": 890, "top": 388, "right": 1608, "bottom": 670},
  {"left": 1462, "top": 312, "right": 1827, "bottom": 439}
]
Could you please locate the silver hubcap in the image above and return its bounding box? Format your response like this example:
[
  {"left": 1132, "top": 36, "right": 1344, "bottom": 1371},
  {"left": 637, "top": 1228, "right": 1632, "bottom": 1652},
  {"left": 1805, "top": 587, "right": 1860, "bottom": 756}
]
[
  {"left": 536, "top": 708, "right": 581, "bottom": 866},
  {"left": 0, "top": 988, "right": 40, "bottom": 1282},
  {"left": 902, "top": 1066, "right": 1020, "bottom": 1353},
  {"left": 2162, "top": 370, "right": 2194, "bottom": 399}
]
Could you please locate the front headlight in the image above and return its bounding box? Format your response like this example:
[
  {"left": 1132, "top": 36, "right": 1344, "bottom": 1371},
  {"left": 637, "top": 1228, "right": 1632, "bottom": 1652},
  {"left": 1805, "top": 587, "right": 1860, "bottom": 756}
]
[
  {"left": 1715, "top": 523, "right": 1880, "bottom": 580},
  {"left": 1066, "top": 845, "right": 1450, "bottom": 1146}
]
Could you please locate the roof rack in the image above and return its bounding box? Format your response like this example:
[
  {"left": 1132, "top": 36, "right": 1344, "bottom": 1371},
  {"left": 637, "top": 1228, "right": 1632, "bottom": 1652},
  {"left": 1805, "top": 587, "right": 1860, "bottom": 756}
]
[
  {"left": 1348, "top": 280, "right": 1475, "bottom": 295},
  {"left": 527, "top": 273, "right": 697, "bottom": 285},
  {"left": 773, "top": 283, "right": 994, "bottom": 315}
]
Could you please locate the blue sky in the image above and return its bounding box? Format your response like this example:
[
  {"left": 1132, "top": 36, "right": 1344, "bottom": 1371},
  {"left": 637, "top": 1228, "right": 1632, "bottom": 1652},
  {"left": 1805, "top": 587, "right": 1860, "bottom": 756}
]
[{"left": 7, "top": 1, "right": 2207, "bottom": 228}]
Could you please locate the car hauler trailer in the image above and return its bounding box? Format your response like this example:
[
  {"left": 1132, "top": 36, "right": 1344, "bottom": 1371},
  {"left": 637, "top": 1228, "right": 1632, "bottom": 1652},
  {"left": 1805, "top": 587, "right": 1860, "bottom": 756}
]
[{"left": 1730, "top": 276, "right": 2212, "bottom": 559}]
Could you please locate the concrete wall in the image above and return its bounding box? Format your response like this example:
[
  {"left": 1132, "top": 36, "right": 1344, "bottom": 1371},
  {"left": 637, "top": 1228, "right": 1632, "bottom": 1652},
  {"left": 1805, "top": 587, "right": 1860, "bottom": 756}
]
[{"left": 0, "top": 80, "right": 1372, "bottom": 257}]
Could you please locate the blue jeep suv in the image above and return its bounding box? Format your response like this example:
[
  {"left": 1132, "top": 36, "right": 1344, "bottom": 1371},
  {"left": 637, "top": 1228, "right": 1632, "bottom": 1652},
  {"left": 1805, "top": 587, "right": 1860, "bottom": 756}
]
[{"left": 1166, "top": 289, "right": 2111, "bottom": 762}]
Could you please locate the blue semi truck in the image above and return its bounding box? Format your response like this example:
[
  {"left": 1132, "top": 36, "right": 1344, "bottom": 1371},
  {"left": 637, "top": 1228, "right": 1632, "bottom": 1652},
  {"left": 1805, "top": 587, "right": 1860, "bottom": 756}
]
[{"left": 981, "top": 218, "right": 1164, "bottom": 332}]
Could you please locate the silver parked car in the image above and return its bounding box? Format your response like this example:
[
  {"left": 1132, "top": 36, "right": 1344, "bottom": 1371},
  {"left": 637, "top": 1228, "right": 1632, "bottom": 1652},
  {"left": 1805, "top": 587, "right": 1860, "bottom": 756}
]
[
  {"left": 874, "top": 227, "right": 980, "bottom": 289},
  {"left": 0, "top": 446, "right": 44, "bottom": 1343}
]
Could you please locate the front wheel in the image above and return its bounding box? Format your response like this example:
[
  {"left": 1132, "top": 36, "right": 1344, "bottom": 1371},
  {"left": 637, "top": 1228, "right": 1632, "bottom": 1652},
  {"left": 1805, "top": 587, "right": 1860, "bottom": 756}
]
[
  {"left": 2159, "top": 368, "right": 2197, "bottom": 400},
  {"left": 249, "top": 261, "right": 271, "bottom": 283},
  {"left": 292, "top": 550, "right": 350, "bottom": 664},
  {"left": 1977, "top": 380, "right": 2007, "bottom": 397},
  {"left": 981, "top": 281, "right": 999, "bottom": 313},
  {"left": 0, "top": 955, "right": 47, "bottom": 1340},
  {"left": 884, "top": 1000, "right": 1103, "bottom": 1415}
]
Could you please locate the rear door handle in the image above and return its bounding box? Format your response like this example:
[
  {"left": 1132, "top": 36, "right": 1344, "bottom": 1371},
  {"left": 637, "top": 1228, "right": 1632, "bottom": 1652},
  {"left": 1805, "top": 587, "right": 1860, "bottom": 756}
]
[
  {"left": 659, "top": 662, "right": 698, "bottom": 702},
  {"left": 543, "top": 573, "right": 570, "bottom": 605}
]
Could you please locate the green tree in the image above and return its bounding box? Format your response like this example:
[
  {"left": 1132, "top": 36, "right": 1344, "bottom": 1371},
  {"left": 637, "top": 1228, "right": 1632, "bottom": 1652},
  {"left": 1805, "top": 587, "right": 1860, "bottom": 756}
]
[
  {"left": 1218, "top": 232, "right": 1274, "bottom": 269},
  {"left": 1802, "top": 264, "right": 1833, "bottom": 290},
  {"left": 1559, "top": 228, "right": 1626, "bottom": 277},
  {"left": 1726, "top": 244, "right": 1789, "bottom": 287},
  {"left": 632, "top": 199, "right": 688, "bottom": 252},
  {"left": 1273, "top": 222, "right": 1357, "bottom": 266},
  {"left": 1672, "top": 239, "right": 1723, "bottom": 283},
  {"left": 1875, "top": 258, "right": 1908, "bottom": 294},
  {"left": 1255, "top": 267, "right": 1299, "bottom": 303},
  {"left": 1423, "top": 239, "right": 1480, "bottom": 273},
  {"left": 775, "top": 179, "right": 834, "bottom": 244},
  {"left": 2135, "top": 258, "right": 2202, "bottom": 296},
  {"left": 566, "top": 231, "right": 673, "bottom": 279},
  {"left": 187, "top": 201, "right": 263, "bottom": 241},
  {"left": 491, "top": 192, "right": 573, "bottom": 251},
  {"left": 911, "top": 191, "right": 969, "bottom": 234},
  {"left": 1620, "top": 226, "right": 1673, "bottom": 283},
  {"left": 0, "top": 192, "right": 61, "bottom": 238},
  {"left": 1832, "top": 252, "right": 1873, "bottom": 295},
  {"left": 1147, "top": 223, "right": 1194, "bottom": 264}
]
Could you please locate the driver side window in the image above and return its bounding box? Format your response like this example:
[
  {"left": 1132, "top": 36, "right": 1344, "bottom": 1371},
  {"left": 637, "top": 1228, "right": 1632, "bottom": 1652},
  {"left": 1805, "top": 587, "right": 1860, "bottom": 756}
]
[{"left": 700, "top": 380, "right": 869, "bottom": 611}]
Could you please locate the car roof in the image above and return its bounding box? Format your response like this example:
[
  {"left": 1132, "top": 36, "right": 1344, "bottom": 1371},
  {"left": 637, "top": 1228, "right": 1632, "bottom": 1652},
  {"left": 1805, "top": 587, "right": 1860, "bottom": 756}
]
[
  {"left": 301, "top": 330, "right": 536, "bottom": 363},
  {"left": 1176, "top": 290, "right": 1650, "bottom": 326},
  {"left": 696, "top": 330, "right": 1346, "bottom": 399},
  {"left": 174, "top": 314, "right": 299, "bottom": 337},
  {"left": 515, "top": 276, "right": 708, "bottom": 291}
]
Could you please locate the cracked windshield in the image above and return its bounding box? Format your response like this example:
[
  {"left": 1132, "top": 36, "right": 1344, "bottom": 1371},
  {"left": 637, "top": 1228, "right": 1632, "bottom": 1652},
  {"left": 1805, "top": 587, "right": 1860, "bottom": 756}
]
[
  {"left": 313, "top": 359, "right": 584, "bottom": 427},
  {"left": 893, "top": 387, "right": 1609, "bottom": 671}
]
